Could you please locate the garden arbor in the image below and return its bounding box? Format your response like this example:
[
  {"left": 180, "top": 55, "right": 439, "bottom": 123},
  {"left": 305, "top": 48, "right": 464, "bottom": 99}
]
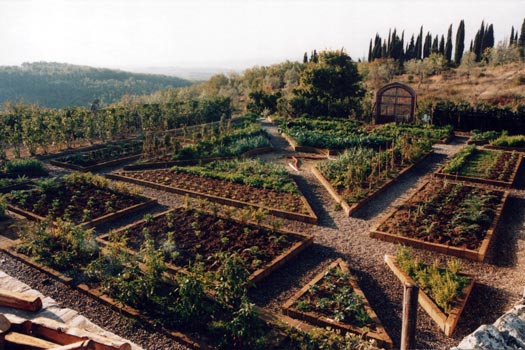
[{"left": 375, "top": 82, "right": 416, "bottom": 124}]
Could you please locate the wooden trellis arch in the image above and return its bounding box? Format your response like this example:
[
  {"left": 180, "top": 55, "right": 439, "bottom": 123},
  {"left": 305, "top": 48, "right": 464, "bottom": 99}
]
[{"left": 375, "top": 82, "right": 416, "bottom": 124}]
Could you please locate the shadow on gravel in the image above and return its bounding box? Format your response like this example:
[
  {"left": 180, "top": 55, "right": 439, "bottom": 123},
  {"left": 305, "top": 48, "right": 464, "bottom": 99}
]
[
  {"left": 351, "top": 152, "right": 448, "bottom": 221},
  {"left": 249, "top": 243, "right": 339, "bottom": 306},
  {"left": 293, "top": 174, "right": 338, "bottom": 229},
  {"left": 487, "top": 195, "right": 525, "bottom": 267},
  {"left": 512, "top": 160, "right": 525, "bottom": 190}
]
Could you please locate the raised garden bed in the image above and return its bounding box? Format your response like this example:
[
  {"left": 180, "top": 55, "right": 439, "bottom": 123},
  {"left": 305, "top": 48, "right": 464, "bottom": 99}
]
[
  {"left": 0, "top": 158, "right": 48, "bottom": 178},
  {"left": 96, "top": 208, "right": 313, "bottom": 284},
  {"left": 435, "top": 146, "right": 522, "bottom": 188},
  {"left": 313, "top": 150, "right": 432, "bottom": 217},
  {"left": 370, "top": 179, "right": 508, "bottom": 261},
  {"left": 108, "top": 162, "right": 317, "bottom": 224},
  {"left": 384, "top": 254, "right": 475, "bottom": 336},
  {"left": 49, "top": 140, "right": 143, "bottom": 171},
  {"left": 282, "top": 258, "right": 393, "bottom": 349},
  {"left": 0, "top": 178, "right": 32, "bottom": 194},
  {"left": 5, "top": 173, "right": 156, "bottom": 228}
]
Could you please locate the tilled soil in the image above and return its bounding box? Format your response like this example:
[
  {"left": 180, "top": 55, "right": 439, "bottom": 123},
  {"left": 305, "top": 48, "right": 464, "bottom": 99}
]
[{"left": 3, "top": 122, "right": 525, "bottom": 350}]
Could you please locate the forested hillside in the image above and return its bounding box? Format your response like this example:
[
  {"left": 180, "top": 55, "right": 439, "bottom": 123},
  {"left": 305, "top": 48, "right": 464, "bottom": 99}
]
[{"left": 0, "top": 62, "right": 192, "bottom": 108}]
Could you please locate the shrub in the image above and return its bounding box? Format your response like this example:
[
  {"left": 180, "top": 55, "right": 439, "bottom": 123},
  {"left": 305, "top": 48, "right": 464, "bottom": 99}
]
[{"left": 5, "top": 158, "right": 45, "bottom": 175}]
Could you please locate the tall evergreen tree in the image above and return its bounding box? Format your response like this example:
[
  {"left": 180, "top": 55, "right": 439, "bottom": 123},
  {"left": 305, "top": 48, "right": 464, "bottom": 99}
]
[
  {"left": 372, "top": 34, "right": 382, "bottom": 60},
  {"left": 406, "top": 34, "right": 416, "bottom": 60},
  {"left": 510, "top": 26, "right": 515, "bottom": 46},
  {"left": 445, "top": 24, "right": 453, "bottom": 62},
  {"left": 416, "top": 26, "right": 423, "bottom": 59},
  {"left": 473, "top": 21, "right": 485, "bottom": 61},
  {"left": 455, "top": 20, "right": 465, "bottom": 65},
  {"left": 431, "top": 35, "right": 439, "bottom": 53},
  {"left": 482, "top": 24, "right": 495, "bottom": 53},
  {"left": 368, "top": 40, "right": 372, "bottom": 61},
  {"left": 423, "top": 32, "right": 432, "bottom": 58},
  {"left": 519, "top": 18, "right": 525, "bottom": 47},
  {"left": 439, "top": 35, "right": 445, "bottom": 55},
  {"left": 303, "top": 52, "right": 308, "bottom": 64}
]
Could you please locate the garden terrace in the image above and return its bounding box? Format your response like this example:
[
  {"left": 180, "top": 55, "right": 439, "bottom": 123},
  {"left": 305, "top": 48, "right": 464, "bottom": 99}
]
[
  {"left": 5, "top": 173, "right": 156, "bottom": 228},
  {"left": 125, "top": 118, "right": 272, "bottom": 170},
  {"left": 279, "top": 117, "right": 390, "bottom": 154},
  {"left": 49, "top": 139, "right": 143, "bottom": 171},
  {"left": 282, "top": 258, "right": 393, "bottom": 349},
  {"left": 370, "top": 179, "right": 508, "bottom": 261},
  {"left": 314, "top": 137, "right": 432, "bottom": 216},
  {"left": 385, "top": 250, "right": 475, "bottom": 336},
  {"left": 435, "top": 146, "right": 522, "bottom": 188},
  {"left": 109, "top": 160, "right": 317, "bottom": 224},
  {"left": 96, "top": 208, "right": 313, "bottom": 284}
]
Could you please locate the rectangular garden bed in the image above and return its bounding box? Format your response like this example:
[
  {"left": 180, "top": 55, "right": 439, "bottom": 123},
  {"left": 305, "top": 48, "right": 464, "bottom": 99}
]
[
  {"left": 384, "top": 254, "right": 475, "bottom": 336},
  {"left": 313, "top": 151, "right": 432, "bottom": 217},
  {"left": 107, "top": 167, "right": 318, "bottom": 224},
  {"left": 435, "top": 146, "right": 523, "bottom": 188},
  {"left": 96, "top": 208, "right": 314, "bottom": 284},
  {"left": 370, "top": 179, "right": 509, "bottom": 261},
  {"left": 49, "top": 140, "right": 143, "bottom": 172},
  {"left": 5, "top": 174, "right": 156, "bottom": 228},
  {"left": 281, "top": 258, "right": 393, "bottom": 349}
]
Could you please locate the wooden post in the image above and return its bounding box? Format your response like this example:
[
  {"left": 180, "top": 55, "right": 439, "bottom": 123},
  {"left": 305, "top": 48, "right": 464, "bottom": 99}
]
[{"left": 401, "top": 282, "right": 418, "bottom": 350}]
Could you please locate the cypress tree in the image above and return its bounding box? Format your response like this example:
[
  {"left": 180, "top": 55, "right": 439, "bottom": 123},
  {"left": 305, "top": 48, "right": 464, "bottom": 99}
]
[
  {"left": 431, "top": 35, "right": 438, "bottom": 53},
  {"left": 303, "top": 52, "right": 308, "bottom": 64},
  {"left": 482, "top": 24, "right": 494, "bottom": 52},
  {"left": 510, "top": 26, "right": 515, "bottom": 46},
  {"left": 445, "top": 24, "right": 453, "bottom": 62},
  {"left": 454, "top": 20, "right": 465, "bottom": 65},
  {"left": 372, "top": 34, "right": 382, "bottom": 59},
  {"left": 407, "top": 34, "right": 415, "bottom": 60},
  {"left": 519, "top": 18, "right": 525, "bottom": 47},
  {"left": 416, "top": 26, "right": 423, "bottom": 59},
  {"left": 368, "top": 40, "right": 372, "bottom": 61},
  {"left": 423, "top": 32, "right": 432, "bottom": 58}
]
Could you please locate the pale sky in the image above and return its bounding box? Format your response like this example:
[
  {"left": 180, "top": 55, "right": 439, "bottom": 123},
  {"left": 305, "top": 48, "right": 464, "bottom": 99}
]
[{"left": 0, "top": 0, "right": 523, "bottom": 70}]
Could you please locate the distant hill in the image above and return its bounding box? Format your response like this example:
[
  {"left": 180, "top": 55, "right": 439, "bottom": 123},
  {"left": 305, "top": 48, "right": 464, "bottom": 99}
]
[{"left": 0, "top": 62, "right": 192, "bottom": 108}]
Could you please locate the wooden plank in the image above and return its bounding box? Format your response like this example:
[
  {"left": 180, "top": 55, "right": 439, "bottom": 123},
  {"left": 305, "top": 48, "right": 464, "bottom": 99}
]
[
  {"left": 48, "top": 340, "right": 95, "bottom": 350},
  {"left": 5, "top": 331, "right": 60, "bottom": 349},
  {"left": 0, "top": 288, "right": 43, "bottom": 312}
]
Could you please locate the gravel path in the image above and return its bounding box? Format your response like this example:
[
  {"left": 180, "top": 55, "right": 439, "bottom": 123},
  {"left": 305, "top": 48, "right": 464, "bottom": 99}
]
[{"left": 3, "top": 121, "right": 525, "bottom": 350}]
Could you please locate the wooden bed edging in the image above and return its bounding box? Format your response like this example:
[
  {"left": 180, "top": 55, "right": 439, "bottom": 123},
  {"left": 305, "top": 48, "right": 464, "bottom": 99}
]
[
  {"left": 434, "top": 153, "right": 523, "bottom": 189},
  {"left": 280, "top": 132, "right": 334, "bottom": 156},
  {"left": 50, "top": 154, "right": 142, "bottom": 172},
  {"left": 312, "top": 151, "right": 433, "bottom": 217},
  {"left": 122, "top": 146, "right": 275, "bottom": 171},
  {"left": 106, "top": 173, "right": 318, "bottom": 224},
  {"left": 485, "top": 144, "right": 525, "bottom": 153},
  {"left": 281, "top": 258, "right": 393, "bottom": 349},
  {"left": 36, "top": 144, "right": 107, "bottom": 161},
  {"left": 96, "top": 208, "right": 314, "bottom": 285},
  {"left": 0, "top": 181, "right": 32, "bottom": 194},
  {"left": 7, "top": 199, "right": 157, "bottom": 229},
  {"left": 369, "top": 180, "right": 509, "bottom": 262},
  {"left": 384, "top": 255, "right": 475, "bottom": 336}
]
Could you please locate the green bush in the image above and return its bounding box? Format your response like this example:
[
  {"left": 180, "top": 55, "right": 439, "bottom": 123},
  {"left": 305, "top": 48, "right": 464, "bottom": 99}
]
[
  {"left": 491, "top": 134, "right": 525, "bottom": 147},
  {"left": 5, "top": 158, "right": 45, "bottom": 175}
]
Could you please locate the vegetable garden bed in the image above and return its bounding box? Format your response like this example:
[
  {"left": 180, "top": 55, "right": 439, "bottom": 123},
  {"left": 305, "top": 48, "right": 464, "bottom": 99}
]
[
  {"left": 370, "top": 179, "right": 508, "bottom": 261},
  {"left": 96, "top": 208, "right": 313, "bottom": 284},
  {"left": 0, "top": 178, "right": 32, "bottom": 194},
  {"left": 384, "top": 254, "right": 475, "bottom": 336},
  {"left": 5, "top": 173, "right": 156, "bottom": 228},
  {"left": 282, "top": 258, "right": 393, "bottom": 349},
  {"left": 108, "top": 161, "right": 317, "bottom": 224},
  {"left": 313, "top": 150, "right": 432, "bottom": 217},
  {"left": 435, "top": 146, "right": 522, "bottom": 188},
  {"left": 49, "top": 140, "right": 143, "bottom": 171}
]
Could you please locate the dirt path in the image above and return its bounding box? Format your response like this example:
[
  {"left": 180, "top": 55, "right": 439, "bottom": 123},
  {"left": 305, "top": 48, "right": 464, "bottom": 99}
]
[{"left": 3, "top": 121, "right": 525, "bottom": 349}]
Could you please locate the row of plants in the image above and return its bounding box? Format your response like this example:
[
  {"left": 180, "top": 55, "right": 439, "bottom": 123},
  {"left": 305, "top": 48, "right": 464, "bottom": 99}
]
[
  {"left": 442, "top": 146, "right": 519, "bottom": 182},
  {"left": 278, "top": 117, "right": 390, "bottom": 150},
  {"left": 0, "top": 158, "right": 47, "bottom": 177},
  {"left": 491, "top": 134, "right": 525, "bottom": 148},
  {"left": 395, "top": 247, "right": 470, "bottom": 313},
  {"left": 373, "top": 123, "right": 453, "bottom": 143},
  {"left": 469, "top": 129, "right": 502, "bottom": 143},
  {"left": 13, "top": 217, "right": 378, "bottom": 349},
  {"left": 0, "top": 97, "right": 232, "bottom": 159},
  {"left": 318, "top": 135, "right": 432, "bottom": 204},
  {"left": 377, "top": 180, "right": 503, "bottom": 249},
  {"left": 6, "top": 172, "right": 147, "bottom": 224},
  {"left": 53, "top": 140, "right": 144, "bottom": 167}
]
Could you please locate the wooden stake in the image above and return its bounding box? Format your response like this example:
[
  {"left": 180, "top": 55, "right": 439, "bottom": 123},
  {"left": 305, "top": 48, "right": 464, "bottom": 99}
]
[
  {"left": 401, "top": 282, "right": 418, "bottom": 350},
  {"left": 5, "top": 331, "right": 60, "bottom": 349}
]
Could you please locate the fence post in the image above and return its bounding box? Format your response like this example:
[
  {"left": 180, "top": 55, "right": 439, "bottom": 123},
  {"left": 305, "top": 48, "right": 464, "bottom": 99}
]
[{"left": 401, "top": 282, "right": 418, "bottom": 350}]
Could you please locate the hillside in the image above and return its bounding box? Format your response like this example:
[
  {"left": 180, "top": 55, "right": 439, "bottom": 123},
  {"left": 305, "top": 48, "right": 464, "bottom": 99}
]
[{"left": 0, "top": 62, "right": 192, "bottom": 108}]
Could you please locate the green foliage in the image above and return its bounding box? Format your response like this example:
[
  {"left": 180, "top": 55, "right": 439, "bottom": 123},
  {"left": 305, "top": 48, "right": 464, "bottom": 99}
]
[
  {"left": 491, "top": 134, "right": 525, "bottom": 147},
  {"left": 0, "top": 62, "right": 191, "bottom": 108},
  {"left": 4, "top": 158, "right": 45, "bottom": 175},
  {"left": 470, "top": 129, "right": 503, "bottom": 142},
  {"left": 291, "top": 50, "right": 365, "bottom": 118},
  {"left": 396, "top": 247, "right": 470, "bottom": 313},
  {"left": 0, "top": 176, "right": 28, "bottom": 189},
  {"left": 442, "top": 145, "right": 476, "bottom": 173},
  {"left": 0, "top": 195, "right": 7, "bottom": 220},
  {"left": 247, "top": 90, "right": 281, "bottom": 115},
  {"left": 18, "top": 220, "right": 99, "bottom": 272},
  {"left": 278, "top": 326, "right": 380, "bottom": 350},
  {"left": 171, "top": 159, "right": 298, "bottom": 193}
]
